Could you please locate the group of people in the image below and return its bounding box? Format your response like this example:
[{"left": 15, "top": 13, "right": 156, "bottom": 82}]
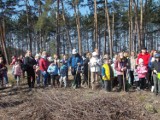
[{"left": 0, "top": 47, "right": 160, "bottom": 95}]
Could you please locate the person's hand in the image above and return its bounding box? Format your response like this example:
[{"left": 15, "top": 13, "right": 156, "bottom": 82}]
[
  {"left": 33, "top": 65, "right": 36, "bottom": 69},
  {"left": 121, "top": 68, "right": 124, "bottom": 71},
  {"left": 153, "top": 70, "right": 157, "bottom": 74}
]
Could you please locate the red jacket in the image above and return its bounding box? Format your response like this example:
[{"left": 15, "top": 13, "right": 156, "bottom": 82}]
[
  {"left": 39, "top": 58, "right": 49, "bottom": 71},
  {"left": 137, "top": 53, "right": 150, "bottom": 66}
]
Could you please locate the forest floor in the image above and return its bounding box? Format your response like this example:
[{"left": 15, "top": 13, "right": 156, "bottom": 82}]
[{"left": 0, "top": 67, "right": 160, "bottom": 120}]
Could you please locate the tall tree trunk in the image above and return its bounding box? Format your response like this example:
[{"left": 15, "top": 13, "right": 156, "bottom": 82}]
[
  {"left": 128, "top": 0, "right": 133, "bottom": 52},
  {"left": 104, "top": 31, "right": 107, "bottom": 54},
  {"left": 38, "top": 0, "right": 42, "bottom": 52},
  {"left": 56, "top": 0, "right": 60, "bottom": 56},
  {"left": 94, "top": 0, "right": 98, "bottom": 49},
  {"left": 0, "top": 19, "right": 9, "bottom": 64},
  {"left": 140, "top": 0, "right": 144, "bottom": 47},
  {"left": 61, "top": 0, "right": 73, "bottom": 50},
  {"left": 86, "top": 31, "right": 89, "bottom": 52},
  {"left": 133, "top": 0, "right": 141, "bottom": 50},
  {"left": 112, "top": 13, "right": 114, "bottom": 53},
  {"left": 105, "top": 0, "right": 112, "bottom": 58},
  {"left": 73, "top": 3, "right": 82, "bottom": 55},
  {"left": 26, "top": 0, "right": 32, "bottom": 52}
]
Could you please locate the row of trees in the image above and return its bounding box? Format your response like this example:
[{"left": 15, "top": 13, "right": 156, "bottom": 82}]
[{"left": 0, "top": 0, "right": 160, "bottom": 64}]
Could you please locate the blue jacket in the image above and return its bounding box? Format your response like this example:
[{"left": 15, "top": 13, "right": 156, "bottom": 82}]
[
  {"left": 68, "top": 54, "right": 83, "bottom": 70},
  {"left": 47, "top": 64, "right": 59, "bottom": 75},
  {"left": 60, "top": 59, "right": 69, "bottom": 68},
  {"left": 148, "top": 57, "right": 152, "bottom": 69},
  {"left": 60, "top": 65, "right": 68, "bottom": 77}
]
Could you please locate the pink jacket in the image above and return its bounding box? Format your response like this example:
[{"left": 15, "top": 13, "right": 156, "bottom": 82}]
[
  {"left": 136, "top": 65, "right": 147, "bottom": 78},
  {"left": 115, "top": 60, "right": 127, "bottom": 75},
  {"left": 14, "top": 64, "right": 22, "bottom": 76}
]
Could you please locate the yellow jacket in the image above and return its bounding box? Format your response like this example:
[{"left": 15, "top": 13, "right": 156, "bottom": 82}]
[{"left": 102, "top": 64, "right": 110, "bottom": 80}]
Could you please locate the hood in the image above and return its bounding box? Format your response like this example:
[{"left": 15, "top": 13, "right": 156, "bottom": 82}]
[{"left": 138, "top": 52, "right": 150, "bottom": 57}]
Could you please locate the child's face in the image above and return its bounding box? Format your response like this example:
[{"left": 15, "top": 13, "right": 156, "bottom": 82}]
[
  {"left": 156, "top": 58, "right": 159, "bottom": 61},
  {"left": 104, "top": 60, "right": 109, "bottom": 64},
  {"left": 139, "top": 61, "right": 144, "bottom": 65}
]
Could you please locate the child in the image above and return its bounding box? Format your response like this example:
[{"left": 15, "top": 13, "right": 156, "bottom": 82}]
[
  {"left": 151, "top": 53, "right": 160, "bottom": 95},
  {"left": 35, "top": 65, "right": 41, "bottom": 87},
  {"left": 89, "top": 52, "right": 101, "bottom": 90},
  {"left": 102, "top": 58, "right": 112, "bottom": 92},
  {"left": 59, "top": 62, "right": 68, "bottom": 88},
  {"left": 47, "top": 61, "right": 60, "bottom": 87},
  {"left": 3, "top": 65, "right": 10, "bottom": 87},
  {"left": 115, "top": 52, "right": 127, "bottom": 92},
  {"left": 134, "top": 65, "right": 140, "bottom": 90},
  {"left": 13, "top": 60, "right": 22, "bottom": 87},
  {"left": 136, "top": 58, "right": 148, "bottom": 90}
]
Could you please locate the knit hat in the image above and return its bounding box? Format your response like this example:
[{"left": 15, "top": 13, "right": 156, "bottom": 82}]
[
  {"left": 139, "top": 58, "right": 144, "bottom": 63},
  {"left": 72, "top": 49, "right": 77, "bottom": 54},
  {"left": 154, "top": 53, "right": 160, "bottom": 58},
  {"left": 48, "top": 57, "right": 54, "bottom": 62}
]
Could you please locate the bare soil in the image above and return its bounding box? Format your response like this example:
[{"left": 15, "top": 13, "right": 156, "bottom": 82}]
[{"left": 0, "top": 68, "right": 160, "bottom": 120}]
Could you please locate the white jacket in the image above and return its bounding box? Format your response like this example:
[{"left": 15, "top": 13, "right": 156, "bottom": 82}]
[{"left": 89, "top": 57, "right": 101, "bottom": 72}]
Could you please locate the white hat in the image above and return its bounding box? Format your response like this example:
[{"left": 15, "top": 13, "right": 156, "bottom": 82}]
[
  {"left": 48, "top": 57, "right": 54, "bottom": 62},
  {"left": 35, "top": 53, "right": 40, "bottom": 57},
  {"left": 139, "top": 58, "right": 143, "bottom": 63},
  {"left": 72, "top": 49, "right": 77, "bottom": 54},
  {"left": 92, "top": 52, "right": 98, "bottom": 57}
]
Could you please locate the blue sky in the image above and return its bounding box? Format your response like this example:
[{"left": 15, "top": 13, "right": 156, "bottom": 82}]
[{"left": 18, "top": 0, "right": 90, "bottom": 16}]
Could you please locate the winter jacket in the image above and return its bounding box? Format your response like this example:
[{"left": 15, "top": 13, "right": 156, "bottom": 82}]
[
  {"left": 89, "top": 57, "right": 101, "bottom": 72},
  {"left": 83, "top": 57, "right": 89, "bottom": 73},
  {"left": 54, "top": 59, "right": 60, "bottom": 68},
  {"left": 111, "top": 63, "right": 117, "bottom": 77},
  {"left": 24, "top": 56, "right": 37, "bottom": 72},
  {"left": 115, "top": 59, "right": 127, "bottom": 75},
  {"left": 60, "top": 59, "right": 68, "bottom": 68},
  {"left": 148, "top": 57, "right": 156, "bottom": 69},
  {"left": 151, "top": 60, "right": 160, "bottom": 73},
  {"left": 102, "top": 64, "right": 110, "bottom": 80},
  {"left": 136, "top": 65, "right": 148, "bottom": 78},
  {"left": 60, "top": 65, "right": 68, "bottom": 77},
  {"left": 130, "top": 56, "right": 136, "bottom": 70},
  {"left": 10, "top": 57, "right": 17, "bottom": 65},
  {"left": 39, "top": 57, "right": 49, "bottom": 72},
  {"left": 137, "top": 53, "right": 150, "bottom": 67},
  {"left": 14, "top": 64, "right": 22, "bottom": 76},
  {"left": 68, "top": 54, "right": 83, "bottom": 70},
  {"left": 47, "top": 64, "right": 59, "bottom": 75}
]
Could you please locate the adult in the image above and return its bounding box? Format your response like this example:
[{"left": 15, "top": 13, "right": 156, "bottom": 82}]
[
  {"left": 82, "top": 52, "right": 91, "bottom": 87},
  {"left": 148, "top": 50, "right": 157, "bottom": 87},
  {"left": 68, "top": 49, "right": 83, "bottom": 89},
  {"left": 151, "top": 53, "right": 160, "bottom": 95},
  {"left": 137, "top": 47, "right": 150, "bottom": 88},
  {"left": 24, "top": 50, "right": 37, "bottom": 90},
  {"left": 39, "top": 51, "right": 49, "bottom": 87},
  {"left": 137, "top": 47, "right": 150, "bottom": 67}
]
